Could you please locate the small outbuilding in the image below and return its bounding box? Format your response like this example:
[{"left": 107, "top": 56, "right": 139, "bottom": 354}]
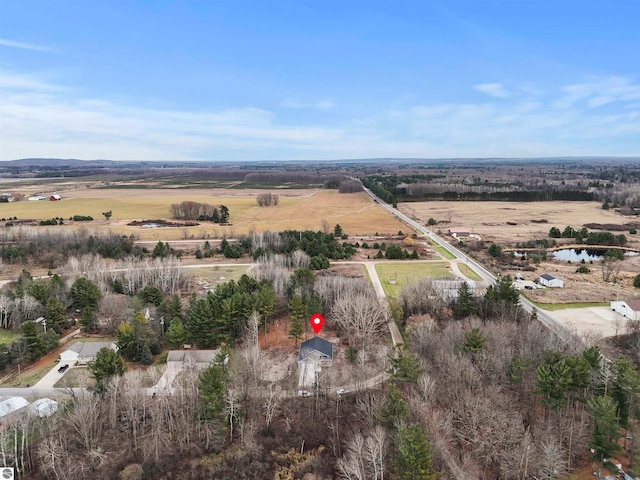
[
  {"left": 611, "top": 300, "right": 640, "bottom": 321},
  {"left": 448, "top": 227, "right": 470, "bottom": 238},
  {"left": 539, "top": 273, "right": 564, "bottom": 288},
  {"left": 49, "top": 194, "right": 61, "bottom": 201},
  {"left": 0, "top": 397, "right": 30, "bottom": 420},
  {"left": 29, "top": 398, "right": 58, "bottom": 418}
]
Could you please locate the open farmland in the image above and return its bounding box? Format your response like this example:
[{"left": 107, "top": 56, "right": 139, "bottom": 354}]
[
  {"left": 401, "top": 200, "right": 639, "bottom": 248},
  {"left": 1, "top": 188, "right": 408, "bottom": 239},
  {"left": 375, "top": 261, "right": 452, "bottom": 297}
]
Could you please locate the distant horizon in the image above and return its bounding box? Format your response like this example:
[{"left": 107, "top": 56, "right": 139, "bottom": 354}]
[
  {"left": 3, "top": 155, "right": 640, "bottom": 165},
  {"left": 1, "top": 1, "right": 639, "bottom": 160}
]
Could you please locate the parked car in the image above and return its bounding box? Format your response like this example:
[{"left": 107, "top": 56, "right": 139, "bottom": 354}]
[
  {"left": 336, "top": 388, "right": 348, "bottom": 396},
  {"left": 297, "top": 390, "right": 311, "bottom": 397},
  {"left": 58, "top": 364, "right": 69, "bottom": 373}
]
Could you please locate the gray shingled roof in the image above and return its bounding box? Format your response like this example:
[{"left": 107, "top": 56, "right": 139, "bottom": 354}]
[
  {"left": 540, "top": 273, "right": 556, "bottom": 281},
  {"left": 167, "top": 350, "right": 217, "bottom": 363},
  {"left": 298, "top": 336, "right": 333, "bottom": 362}
]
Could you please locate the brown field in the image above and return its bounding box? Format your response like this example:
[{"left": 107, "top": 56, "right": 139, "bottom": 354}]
[
  {"left": 402, "top": 200, "right": 640, "bottom": 302},
  {"left": 1, "top": 188, "right": 407, "bottom": 239},
  {"left": 401, "top": 200, "right": 638, "bottom": 246}
]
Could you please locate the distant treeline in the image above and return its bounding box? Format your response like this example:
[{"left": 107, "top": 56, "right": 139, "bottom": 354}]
[
  {"left": 362, "top": 174, "right": 598, "bottom": 202},
  {"left": 400, "top": 190, "right": 596, "bottom": 202},
  {"left": 243, "top": 172, "right": 349, "bottom": 185}
]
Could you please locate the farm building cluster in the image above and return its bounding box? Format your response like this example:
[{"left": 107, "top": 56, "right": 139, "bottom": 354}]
[{"left": 27, "top": 193, "right": 62, "bottom": 201}]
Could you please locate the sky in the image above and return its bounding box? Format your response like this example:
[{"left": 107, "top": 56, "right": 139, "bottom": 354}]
[{"left": 0, "top": 0, "right": 639, "bottom": 161}]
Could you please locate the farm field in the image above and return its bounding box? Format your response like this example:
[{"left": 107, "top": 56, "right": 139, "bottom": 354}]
[
  {"left": 375, "top": 261, "right": 452, "bottom": 297},
  {"left": 401, "top": 200, "right": 639, "bottom": 248},
  {"left": 1, "top": 188, "right": 407, "bottom": 239}
]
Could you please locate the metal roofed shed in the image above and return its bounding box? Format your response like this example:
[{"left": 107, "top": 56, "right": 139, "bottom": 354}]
[
  {"left": 30, "top": 398, "right": 58, "bottom": 418},
  {"left": 0, "top": 397, "right": 30, "bottom": 419}
]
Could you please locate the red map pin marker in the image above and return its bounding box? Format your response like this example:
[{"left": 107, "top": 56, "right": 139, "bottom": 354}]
[{"left": 310, "top": 314, "right": 324, "bottom": 335}]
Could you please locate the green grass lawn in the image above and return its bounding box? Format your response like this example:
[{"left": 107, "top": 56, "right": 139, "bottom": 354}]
[
  {"left": 54, "top": 367, "right": 96, "bottom": 388},
  {"left": 429, "top": 240, "right": 456, "bottom": 260},
  {"left": 376, "top": 262, "right": 452, "bottom": 297},
  {"left": 457, "top": 263, "right": 482, "bottom": 281},
  {"left": 188, "top": 265, "right": 248, "bottom": 285},
  {"left": 532, "top": 301, "right": 609, "bottom": 311},
  {"left": 0, "top": 329, "right": 18, "bottom": 345},
  {"left": 2, "top": 356, "right": 58, "bottom": 387},
  {"left": 363, "top": 264, "right": 372, "bottom": 283}
]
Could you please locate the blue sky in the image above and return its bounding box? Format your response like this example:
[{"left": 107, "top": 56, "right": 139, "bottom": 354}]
[{"left": 0, "top": 0, "right": 639, "bottom": 161}]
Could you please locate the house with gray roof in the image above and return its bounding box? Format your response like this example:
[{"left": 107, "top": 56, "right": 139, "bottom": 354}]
[
  {"left": 297, "top": 336, "right": 334, "bottom": 388},
  {"left": 60, "top": 341, "right": 118, "bottom": 365},
  {"left": 298, "top": 337, "right": 333, "bottom": 365}
]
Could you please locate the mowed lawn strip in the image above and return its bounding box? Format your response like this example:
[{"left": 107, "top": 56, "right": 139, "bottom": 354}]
[
  {"left": 532, "top": 301, "right": 609, "bottom": 311},
  {"left": 458, "top": 263, "right": 482, "bottom": 281},
  {"left": 375, "top": 262, "right": 452, "bottom": 297},
  {"left": 429, "top": 240, "right": 456, "bottom": 260}
]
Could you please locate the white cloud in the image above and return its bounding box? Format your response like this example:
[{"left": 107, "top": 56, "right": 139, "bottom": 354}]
[
  {"left": 280, "top": 98, "right": 335, "bottom": 110},
  {"left": 473, "top": 82, "right": 510, "bottom": 98},
  {"left": 0, "top": 71, "right": 639, "bottom": 160},
  {"left": 0, "top": 71, "right": 61, "bottom": 91},
  {"left": 0, "top": 38, "right": 53, "bottom": 52},
  {"left": 555, "top": 76, "right": 640, "bottom": 109}
]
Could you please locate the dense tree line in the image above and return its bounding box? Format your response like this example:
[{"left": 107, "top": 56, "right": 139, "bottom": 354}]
[
  {"left": 251, "top": 229, "right": 357, "bottom": 267},
  {"left": 0, "top": 228, "right": 141, "bottom": 264},
  {"left": 405, "top": 189, "right": 596, "bottom": 202},
  {"left": 549, "top": 225, "right": 627, "bottom": 246},
  {"left": 362, "top": 177, "right": 395, "bottom": 203}
]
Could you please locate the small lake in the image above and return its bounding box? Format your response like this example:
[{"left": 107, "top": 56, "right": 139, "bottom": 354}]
[{"left": 551, "top": 248, "right": 639, "bottom": 262}]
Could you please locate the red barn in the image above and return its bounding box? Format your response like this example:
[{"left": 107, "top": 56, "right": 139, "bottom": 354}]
[{"left": 49, "top": 194, "right": 61, "bottom": 201}]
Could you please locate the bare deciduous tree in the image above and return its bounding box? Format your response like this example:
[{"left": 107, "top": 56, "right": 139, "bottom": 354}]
[{"left": 331, "top": 292, "right": 387, "bottom": 362}]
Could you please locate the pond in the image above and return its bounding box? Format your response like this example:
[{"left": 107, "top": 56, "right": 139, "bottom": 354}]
[{"left": 551, "top": 248, "right": 639, "bottom": 262}]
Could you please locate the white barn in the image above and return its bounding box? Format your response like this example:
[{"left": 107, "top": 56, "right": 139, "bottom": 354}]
[
  {"left": 611, "top": 300, "right": 640, "bottom": 321},
  {"left": 539, "top": 273, "right": 564, "bottom": 288}
]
